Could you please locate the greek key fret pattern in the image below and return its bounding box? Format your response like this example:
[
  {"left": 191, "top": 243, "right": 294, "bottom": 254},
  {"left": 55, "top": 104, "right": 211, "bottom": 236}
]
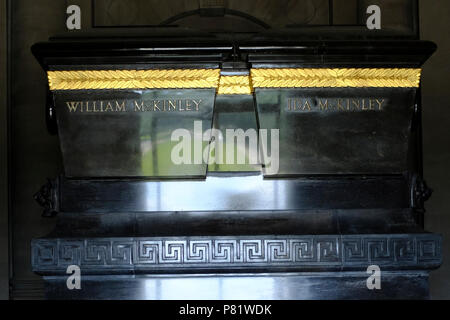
[{"left": 32, "top": 234, "right": 441, "bottom": 273}]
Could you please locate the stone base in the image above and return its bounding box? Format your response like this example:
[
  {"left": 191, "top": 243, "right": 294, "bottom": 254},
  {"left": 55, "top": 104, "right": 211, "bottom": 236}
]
[
  {"left": 32, "top": 233, "right": 441, "bottom": 300},
  {"left": 43, "top": 271, "right": 430, "bottom": 300}
]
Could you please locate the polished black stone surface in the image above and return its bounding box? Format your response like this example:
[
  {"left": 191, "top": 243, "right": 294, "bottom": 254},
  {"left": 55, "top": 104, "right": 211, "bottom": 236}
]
[
  {"left": 255, "top": 88, "right": 417, "bottom": 175},
  {"left": 44, "top": 272, "right": 430, "bottom": 300},
  {"left": 31, "top": 34, "right": 440, "bottom": 299},
  {"left": 54, "top": 89, "right": 215, "bottom": 178},
  {"left": 55, "top": 174, "right": 410, "bottom": 213}
]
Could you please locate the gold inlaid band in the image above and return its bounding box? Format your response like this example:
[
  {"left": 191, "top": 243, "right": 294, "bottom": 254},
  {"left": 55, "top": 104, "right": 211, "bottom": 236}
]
[
  {"left": 217, "top": 75, "right": 253, "bottom": 95},
  {"left": 47, "top": 68, "right": 422, "bottom": 93},
  {"left": 47, "top": 69, "right": 221, "bottom": 91},
  {"left": 251, "top": 68, "right": 422, "bottom": 89}
]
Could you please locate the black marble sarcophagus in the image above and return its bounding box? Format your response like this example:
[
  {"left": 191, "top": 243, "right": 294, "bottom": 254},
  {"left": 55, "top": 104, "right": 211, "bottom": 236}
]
[{"left": 31, "top": 16, "right": 441, "bottom": 299}]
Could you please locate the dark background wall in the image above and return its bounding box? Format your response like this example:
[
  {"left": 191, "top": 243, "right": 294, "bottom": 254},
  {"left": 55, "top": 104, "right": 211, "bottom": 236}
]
[
  {"left": 9, "top": 0, "right": 65, "bottom": 299},
  {"left": 1, "top": 0, "right": 449, "bottom": 299},
  {"left": 420, "top": 0, "right": 450, "bottom": 299},
  {"left": 0, "top": 0, "right": 9, "bottom": 300}
]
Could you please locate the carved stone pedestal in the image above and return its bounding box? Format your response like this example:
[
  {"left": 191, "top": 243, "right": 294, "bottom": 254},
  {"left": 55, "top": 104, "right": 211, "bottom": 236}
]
[
  {"left": 31, "top": 36, "right": 442, "bottom": 300},
  {"left": 32, "top": 209, "right": 441, "bottom": 299}
]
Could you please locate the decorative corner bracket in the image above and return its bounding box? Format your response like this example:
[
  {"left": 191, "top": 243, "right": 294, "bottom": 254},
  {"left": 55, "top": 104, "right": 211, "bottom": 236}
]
[{"left": 33, "top": 178, "right": 59, "bottom": 217}]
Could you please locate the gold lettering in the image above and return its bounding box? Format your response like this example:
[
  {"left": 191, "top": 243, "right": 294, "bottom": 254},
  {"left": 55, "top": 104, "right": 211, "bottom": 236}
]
[
  {"left": 282, "top": 97, "right": 386, "bottom": 113},
  {"left": 336, "top": 99, "right": 345, "bottom": 111},
  {"left": 361, "top": 99, "right": 368, "bottom": 110},
  {"left": 303, "top": 100, "right": 311, "bottom": 111},
  {"left": 287, "top": 99, "right": 293, "bottom": 111},
  {"left": 168, "top": 100, "right": 177, "bottom": 111},
  {"left": 153, "top": 100, "right": 161, "bottom": 111},
  {"left": 192, "top": 99, "right": 202, "bottom": 111},
  {"left": 185, "top": 100, "right": 192, "bottom": 111},
  {"left": 319, "top": 99, "right": 329, "bottom": 111},
  {"left": 134, "top": 101, "right": 144, "bottom": 112},
  {"left": 376, "top": 99, "right": 385, "bottom": 110},
  {"left": 115, "top": 101, "right": 126, "bottom": 112},
  {"left": 351, "top": 99, "right": 360, "bottom": 111},
  {"left": 85, "top": 101, "right": 92, "bottom": 112},
  {"left": 105, "top": 102, "right": 113, "bottom": 112},
  {"left": 66, "top": 102, "right": 79, "bottom": 112}
]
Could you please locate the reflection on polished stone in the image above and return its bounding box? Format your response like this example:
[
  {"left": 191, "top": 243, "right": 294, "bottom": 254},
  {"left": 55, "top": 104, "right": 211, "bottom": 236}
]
[
  {"left": 54, "top": 89, "right": 216, "bottom": 178},
  {"left": 255, "top": 87, "right": 416, "bottom": 176},
  {"left": 44, "top": 272, "right": 430, "bottom": 300}
]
